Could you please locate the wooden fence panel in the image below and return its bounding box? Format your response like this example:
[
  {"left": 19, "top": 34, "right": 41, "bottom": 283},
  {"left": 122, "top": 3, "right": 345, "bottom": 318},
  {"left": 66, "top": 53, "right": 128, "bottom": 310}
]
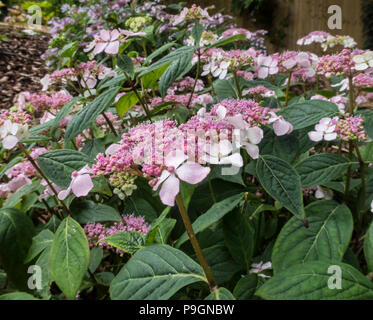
[{"left": 180, "top": 0, "right": 365, "bottom": 52}]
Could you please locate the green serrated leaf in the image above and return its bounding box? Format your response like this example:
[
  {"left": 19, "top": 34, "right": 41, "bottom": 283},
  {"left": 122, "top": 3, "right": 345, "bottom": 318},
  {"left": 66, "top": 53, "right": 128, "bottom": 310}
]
[
  {"left": 110, "top": 245, "right": 207, "bottom": 300},
  {"left": 25, "top": 229, "right": 54, "bottom": 263},
  {"left": 233, "top": 274, "right": 258, "bottom": 300},
  {"left": 117, "top": 54, "right": 134, "bottom": 78},
  {"left": 295, "top": 154, "right": 350, "bottom": 187},
  {"left": 0, "top": 292, "right": 38, "bottom": 300},
  {"left": 223, "top": 209, "right": 255, "bottom": 270},
  {"left": 37, "top": 149, "right": 93, "bottom": 189},
  {"left": 279, "top": 100, "right": 340, "bottom": 130},
  {"left": 256, "top": 261, "right": 373, "bottom": 300},
  {"left": 364, "top": 220, "right": 373, "bottom": 272},
  {"left": 256, "top": 155, "right": 305, "bottom": 219},
  {"left": 100, "top": 231, "right": 145, "bottom": 254},
  {"left": 159, "top": 55, "right": 193, "bottom": 98},
  {"left": 49, "top": 217, "right": 90, "bottom": 300},
  {"left": 205, "top": 287, "right": 236, "bottom": 300},
  {"left": 272, "top": 201, "right": 353, "bottom": 272},
  {"left": 70, "top": 199, "right": 121, "bottom": 224},
  {"left": 65, "top": 86, "right": 120, "bottom": 141},
  {"left": 115, "top": 91, "right": 139, "bottom": 117},
  {"left": 0, "top": 208, "right": 35, "bottom": 290}
]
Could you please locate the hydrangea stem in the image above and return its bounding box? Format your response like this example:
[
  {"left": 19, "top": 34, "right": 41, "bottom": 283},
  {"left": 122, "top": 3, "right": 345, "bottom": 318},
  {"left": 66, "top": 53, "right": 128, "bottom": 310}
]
[
  {"left": 348, "top": 75, "right": 355, "bottom": 115},
  {"left": 233, "top": 71, "right": 242, "bottom": 99},
  {"left": 123, "top": 72, "right": 152, "bottom": 122},
  {"left": 101, "top": 112, "right": 118, "bottom": 136},
  {"left": 284, "top": 72, "right": 293, "bottom": 107},
  {"left": 344, "top": 142, "right": 354, "bottom": 203},
  {"left": 354, "top": 140, "right": 366, "bottom": 225},
  {"left": 186, "top": 49, "right": 201, "bottom": 108},
  {"left": 17, "top": 142, "right": 72, "bottom": 216},
  {"left": 208, "top": 174, "right": 216, "bottom": 204},
  {"left": 175, "top": 194, "right": 217, "bottom": 290}
]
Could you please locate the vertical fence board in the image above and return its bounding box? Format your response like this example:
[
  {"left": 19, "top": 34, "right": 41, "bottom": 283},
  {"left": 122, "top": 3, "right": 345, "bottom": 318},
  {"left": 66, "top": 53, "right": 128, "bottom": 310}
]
[{"left": 180, "top": 0, "right": 364, "bottom": 52}]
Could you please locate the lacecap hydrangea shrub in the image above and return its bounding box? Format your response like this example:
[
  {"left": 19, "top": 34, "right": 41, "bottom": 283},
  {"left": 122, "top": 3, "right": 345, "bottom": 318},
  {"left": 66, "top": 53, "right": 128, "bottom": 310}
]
[{"left": 1, "top": 1, "right": 373, "bottom": 300}]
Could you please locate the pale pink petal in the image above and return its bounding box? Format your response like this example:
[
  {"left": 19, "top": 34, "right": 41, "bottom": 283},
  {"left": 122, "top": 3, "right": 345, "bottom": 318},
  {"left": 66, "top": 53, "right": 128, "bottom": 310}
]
[
  {"left": 258, "top": 68, "right": 269, "bottom": 79},
  {"left": 93, "top": 42, "right": 107, "bottom": 55},
  {"left": 84, "top": 41, "right": 95, "bottom": 52},
  {"left": 315, "top": 123, "right": 328, "bottom": 132},
  {"left": 176, "top": 162, "right": 210, "bottom": 184},
  {"left": 244, "top": 143, "right": 259, "bottom": 159},
  {"left": 153, "top": 170, "right": 171, "bottom": 191},
  {"left": 165, "top": 149, "right": 187, "bottom": 168},
  {"left": 283, "top": 58, "right": 296, "bottom": 70},
  {"left": 78, "top": 165, "right": 92, "bottom": 175},
  {"left": 220, "top": 153, "right": 243, "bottom": 167},
  {"left": 110, "top": 29, "right": 120, "bottom": 40},
  {"left": 319, "top": 117, "right": 332, "bottom": 125},
  {"left": 100, "top": 30, "right": 111, "bottom": 41},
  {"left": 247, "top": 127, "right": 263, "bottom": 145},
  {"left": 218, "top": 140, "right": 233, "bottom": 156},
  {"left": 2, "top": 135, "right": 18, "bottom": 149},
  {"left": 308, "top": 131, "right": 323, "bottom": 142},
  {"left": 159, "top": 174, "right": 180, "bottom": 206},
  {"left": 71, "top": 174, "right": 94, "bottom": 197},
  {"left": 58, "top": 188, "right": 71, "bottom": 200},
  {"left": 324, "top": 132, "right": 337, "bottom": 141},
  {"left": 227, "top": 115, "right": 247, "bottom": 130},
  {"left": 216, "top": 105, "right": 227, "bottom": 119},
  {"left": 273, "top": 119, "right": 293, "bottom": 136},
  {"left": 7, "top": 175, "right": 32, "bottom": 193},
  {"left": 105, "top": 41, "right": 119, "bottom": 55},
  {"left": 202, "top": 154, "right": 220, "bottom": 164}
]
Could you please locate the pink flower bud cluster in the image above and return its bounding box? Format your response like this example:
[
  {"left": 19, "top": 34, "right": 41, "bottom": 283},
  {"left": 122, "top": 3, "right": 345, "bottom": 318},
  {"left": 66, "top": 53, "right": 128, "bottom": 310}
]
[
  {"left": 0, "top": 110, "right": 32, "bottom": 126},
  {"left": 50, "top": 68, "right": 78, "bottom": 85},
  {"left": 210, "top": 99, "right": 272, "bottom": 127},
  {"left": 84, "top": 214, "right": 150, "bottom": 254},
  {"left": 167, "top": 77, "right": 204, "bottom": 95},
  {"left": 96, "top": 112, "right": 119, "bottom": 130},
  {"left": 91, "top": 120, "right": 182, "bottom": 178},
  {"left": 242, "top": 86, "right": 276, "bottom": 100},
  {"left": 356, "top": 92, "right": 373, "bottom": 105},
  {"left": 316, "top": 49, "right": 363, "bottom": 78},
  {"left": 332, "top": 116, "right": 367, "bottom": 142},
  {"left": 309, "top": 116, "right": 367, "bottom": 142},
  {"left": 5, "top": 147, "right": 48, "bottom": 179},
  {"left": 353, "top": 73, "right": 373, "bottom": 88},
  {"left": 311, "top": 94, "right": 347, "bottom": 113},
  {"left": 26, "top": 91, "right": 73, "bottom": 112},
  {"left": 149, "top": 93, "right": 213, "bottom": 109},
  {"left": 222, "top": 28, "right": 252, "bottom": 40},
  {"left": 297, "top": 31, "right": 332, "bottom": 46},
  {"left": 277, "top": 51, "right": 318, "bottom": 81}
]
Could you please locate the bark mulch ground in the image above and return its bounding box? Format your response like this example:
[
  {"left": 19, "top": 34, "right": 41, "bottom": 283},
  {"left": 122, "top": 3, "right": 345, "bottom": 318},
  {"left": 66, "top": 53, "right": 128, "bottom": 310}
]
[{"left": 0, "top": 27, "right": 50, "bottom": 108}]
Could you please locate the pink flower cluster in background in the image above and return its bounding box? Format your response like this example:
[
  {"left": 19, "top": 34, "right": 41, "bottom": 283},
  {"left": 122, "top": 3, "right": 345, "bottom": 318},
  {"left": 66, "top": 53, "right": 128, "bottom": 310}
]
[{"left": 84, "top": 214, "right": 150, "bottom": 254}]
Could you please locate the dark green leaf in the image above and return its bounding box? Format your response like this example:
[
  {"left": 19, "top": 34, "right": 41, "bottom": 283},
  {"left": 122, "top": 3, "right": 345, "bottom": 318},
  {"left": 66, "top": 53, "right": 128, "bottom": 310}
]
[
  {"left": 65, "top": 86, "right": 120, "bottom": 141},
  {"left": 272, "top": 201, "right": 353, "bottom": 272},
  {"left": 70, "top": 199, "right": 121, "bottom": 224},
  {"left": 295, "top": 154, "right": 350, "bottom": 187},
  {"left": 110, "top": 245, "right": 207, "bottom": 300},
  {"left": 256, "top": 155, "right": 305, "bottom": 219},
  {"left": 49, "top": 217, "right": 90, "bottom": 300},
  {"left": 37, "top": 149, "right": 93, "bottom": 189},
  {"left": 0, "top": 208, "right": 35, "bottom": 289},
  {"left": 256, "top": 261, "right": 373, "bottom": 300}
]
